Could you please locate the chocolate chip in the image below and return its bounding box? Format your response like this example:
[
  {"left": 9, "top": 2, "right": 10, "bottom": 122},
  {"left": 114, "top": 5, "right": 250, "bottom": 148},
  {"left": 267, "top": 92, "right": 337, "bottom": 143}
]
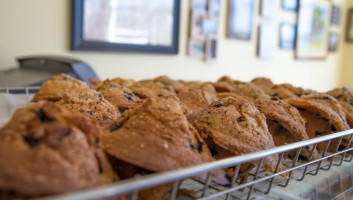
[
  {"left": 257, "top": 108, "right": 262, "bottom": 112},
  {"left": 97, "top": 93, "right": 103, "bottom": 101},
  {"left": 124, "top": 91, "right": 134, "bottom": 101},
  {"left": 237, "top": 117, "right": 246, "bottom": 123},
  {"left": 196, "top": 140, "right": 203, "bottom": 153},
  {"left": 62, "top": 77, "right": 68, "bottom": 80},
  {"left": 24, "top": 135, "right": 41, "bottom": 147},
  {"left": 315, "top": 131, "right": 326, "bottom": 136},
  {"left": 331, "top": 125, "right": 336, "bottom": 132},
  {"left": 157, "top": 94, "right": 163, "bottom": 97},
  {"left": 86, "top": 110, "right": 95, "bottom": 115},
  {"left": 110, "top": 124, "right": 121, "bottom": 132},
  {"left": 215, "top": 103, "right": 223, "bottom": 108},
  {"left": 37, "top": 108, "right": 52, "bottom": 122}
]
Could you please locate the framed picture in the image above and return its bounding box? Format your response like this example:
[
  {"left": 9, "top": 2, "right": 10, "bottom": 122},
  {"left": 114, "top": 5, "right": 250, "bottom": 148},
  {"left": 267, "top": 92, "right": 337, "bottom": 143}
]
[
  {"left": 331, "top": 5, "right": 340, "bottom": 25},
  {"left": 282, "top": 0, "right": 298, "bottom": 11},
  {"left": 261, "top": 0, "right": 278, "bottom": 19},
  {"left": 296, "top": 0, "right": 330, "bottom": 60},
  {"left": 71, "top": 0, "right": 181, "bottom": 54},
  {"left": 280, "top": 23, "right": 296, "bottom": 49},
  {"left": 258, "top": 23, "right": 276, "bottom": 59},
  {"left": 208, "top": 0, "right": 221, "bottom": 17},
  {"left": 188, "top": 38, "right": 206, "bottom": 58},
  {"left": 190, "top": 9, "right": 207, "bottom": 38},
  {"left": 227, "top": 0, "right": 255, "bottom": 40},
  {"left": 205, "top": 36, "right": 218, "bottom": 61},
  {"left": 328, "top": 33, "right": 339, "bottom": 52},
  {"left": 346, "top": 9, "right": 353, "bottom": 42},
  {"left": 192, "top": 0, "right": 207, "bottom": 10}
]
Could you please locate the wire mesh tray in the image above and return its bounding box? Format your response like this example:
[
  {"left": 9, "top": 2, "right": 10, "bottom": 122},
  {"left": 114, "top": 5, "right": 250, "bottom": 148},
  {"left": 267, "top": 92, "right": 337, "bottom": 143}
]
[{"left": 1, "top": 87, "right": 353, "bottom": 200}]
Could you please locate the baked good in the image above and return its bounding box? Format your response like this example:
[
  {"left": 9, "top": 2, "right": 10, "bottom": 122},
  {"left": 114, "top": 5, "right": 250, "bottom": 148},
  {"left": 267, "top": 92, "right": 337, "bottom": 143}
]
[
  {"left": 128, "top": 80, "right": 176, "bottom": 98},
  {"left": 211, "top": 76, "right": 244, "bottom": 92},
  {"left": 94, "top": 79, "right": 141, "bottom": 113},
  {"left": 267, "top": 84, "right": 316, "bottom": 99},
  {"left": 0, "top": 102, "right": 119, "bottom": 199},
  {"left": 189, "top": 96, "right": 287, "bottom": 180},
  {"left": 286, "top": 94, "right": 350, "bottom": 152},
  {"left": 254, "top": 97, "right": 318, "bottom": 160},
  {"left": 177, "top": 83, "right": 218, "bottom": 117},
  {"left": 101, "top": 95, "right": 228, "bottom": 185},
  {"left": 32, "top": 74, "right": 90, "bottom": 102},
  {"left": 58, "top": 89, "right": 121, "bottom": 128},
  {"left": 327, "top": 87, "right": 353, "bottom": 127},
  {"left": 231, "top": 83, "right": 270, "bottom": 101},
  {"left": 251, "top": 77, "right": 274, "bottom": 92}
]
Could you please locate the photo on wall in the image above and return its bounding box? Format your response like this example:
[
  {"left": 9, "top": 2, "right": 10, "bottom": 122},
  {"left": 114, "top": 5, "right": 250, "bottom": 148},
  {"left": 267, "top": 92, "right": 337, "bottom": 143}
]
[
  {"left": 227, "top": 0, "right": 255, "bottom": 40},
  {"left": 331, "top": 5, "right": 341, "bottom": 25},
  {"left": 280, "top": 23, "right": 296, "bottom": 49},
  {"left": 258, "top": 23, "right": 277, "bottom": 59},
  {"left": 205, "top": 36, "right": 218, "bottom": 61},
  {"left": 282, "top": 0, "right": 298, "bottom": 11},
  {"left": 328, "top": 33, "right": 339, "bottom": 52},
  {"left": 346, "top": 9, "right": 353, "bottom": 42},
  {"left": 261, "top": 0, "right": 278, "bottom": 19},
  {"left": 296, "top": 0, "right": 330, "bottom": 59},
  {"left": 188, "top": 38, "right": 206, "bottom": 58}
]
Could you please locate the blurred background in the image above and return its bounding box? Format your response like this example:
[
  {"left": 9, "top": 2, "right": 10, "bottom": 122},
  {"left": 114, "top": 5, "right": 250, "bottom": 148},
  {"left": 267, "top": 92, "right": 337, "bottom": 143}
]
[{"left": 0, "top": 0, "right": 352, "bottom": 92}]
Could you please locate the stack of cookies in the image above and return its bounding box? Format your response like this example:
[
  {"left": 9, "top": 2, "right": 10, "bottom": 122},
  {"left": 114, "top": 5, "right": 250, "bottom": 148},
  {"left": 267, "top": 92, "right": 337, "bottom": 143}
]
[{"left": 0, "top": 74, "right": 352, "bottom": 200}]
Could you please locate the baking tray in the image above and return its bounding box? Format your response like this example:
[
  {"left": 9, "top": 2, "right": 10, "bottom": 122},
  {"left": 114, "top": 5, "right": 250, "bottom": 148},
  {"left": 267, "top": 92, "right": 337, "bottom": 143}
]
[{"left": 1, "top": 87, "right": 353, "bottom": 200}]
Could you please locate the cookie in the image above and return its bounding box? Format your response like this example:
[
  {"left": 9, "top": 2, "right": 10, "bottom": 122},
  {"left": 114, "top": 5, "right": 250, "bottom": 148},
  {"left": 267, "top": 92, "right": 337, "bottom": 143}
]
[
  {"left": 327, "top": 87, "right": 353, "bottom": 127},
  {"left": 251, "top": 77, "right": 274, "bottom": 92},
  {"left": 94, "top": 79, "right": 141, "bottom": 113},
  {"left": 101, "top": 95, "right": 229, "bottom": 185},
  {"left": 178, "top": 83, "right": 218, "bottom": 117},
  {"left": 254, "top": 97, "right": 318, "bottom": 160},
  {"left": 58, "top": 89, "right": 121, "bottom": 128},
  {"left": 128, "top": 80, "right": 176, "bottom": 99},
  {"left": 32, "top": 74, "right": 90, "bottom": 102},
  {"left": 189, "top": 96, "right": 287, "bottom": 180},
  {"left": 0, "top": 102, "right": 118, "bottom": 198},
  {"left": 231, "top": 83, "right": 270, "bottom": 101},
  {"left": 286, "top": 94, "right": 350, "bottom": 152}
]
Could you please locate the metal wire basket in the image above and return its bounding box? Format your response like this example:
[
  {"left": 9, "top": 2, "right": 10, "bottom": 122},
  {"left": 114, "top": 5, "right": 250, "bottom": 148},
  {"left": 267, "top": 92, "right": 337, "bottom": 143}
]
[{"left": 1, "top": 87, "right": 353, "bottom": 200}]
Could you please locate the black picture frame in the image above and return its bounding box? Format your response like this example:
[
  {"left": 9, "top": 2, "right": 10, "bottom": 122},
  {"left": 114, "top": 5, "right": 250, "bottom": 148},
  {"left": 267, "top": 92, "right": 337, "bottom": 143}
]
[
  {"left": 279, "top": 23, "right": 296, "bottom": 50},
  {"left": 71, "top": 0, "right": 181, "bottom": 54},
  {"left": 282, "top": 0, "right": 298, "bottom": 11},
  {"left": 346, "top": 9, "right": 353, "bottom": 42}
]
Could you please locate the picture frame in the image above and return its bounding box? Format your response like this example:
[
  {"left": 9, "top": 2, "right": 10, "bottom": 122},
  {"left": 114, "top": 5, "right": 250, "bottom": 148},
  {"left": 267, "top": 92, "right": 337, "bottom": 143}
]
[
  {"left": 205, "top": 36, "right": 217, "bottom": 61},
  {"left": 280, "top": 23, "right": 296, "bottom": 49},
  {"left": 190, "top": 9, "right": 207, "bottom": 38},
  {"left": 227, "top": 0, "right": 255, "bottom": 40},
  {"left": 331, "top": 5, "right": 340, "bottom": 25},
  {"left": 346, "top": 9, "right": 353, "bottom": 42},
  {"left": 208, "top": 0, "right": 221, "bottom": 17},
  {"left": 328, "top": 33, "right": 339, "bottom": 52},
  {"left": 257, "top": 23, "right": 276, "bottom": 59},
  {"left": 188, "top": 38, "right": 206, "bottom": 58},
  {"left": 261, "top": 0, "right": 278, "bottom": 19},
  {"left": 71, "top": 0, "right": 181, "bottom": 54},
  {"left": 282, "top": 0, "right": 298, "bottom": 11},
  {"left": 296, "top": 0, "right": 330, "bottom": 60}
]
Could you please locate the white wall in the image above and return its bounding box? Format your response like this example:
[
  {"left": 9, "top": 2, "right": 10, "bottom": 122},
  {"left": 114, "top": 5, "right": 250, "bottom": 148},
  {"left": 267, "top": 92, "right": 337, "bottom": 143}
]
[{"left": 0, "top": 0, "right": 348, "bottom": 92}]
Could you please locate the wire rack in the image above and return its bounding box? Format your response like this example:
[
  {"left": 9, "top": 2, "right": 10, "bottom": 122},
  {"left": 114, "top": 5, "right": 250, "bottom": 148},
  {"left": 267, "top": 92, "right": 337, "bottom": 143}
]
[{"left": 1, "top": 87, "right": 353, "bottom": 200}]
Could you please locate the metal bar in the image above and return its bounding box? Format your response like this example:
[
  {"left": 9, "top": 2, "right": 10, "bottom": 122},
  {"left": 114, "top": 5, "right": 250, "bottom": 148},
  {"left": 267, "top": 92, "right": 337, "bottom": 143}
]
[
  {"left": 325, "top": 136, "right": 344, "bottom": 170},
  {"left": 335, "top": 134, "right": 353, "bottom": 166},
  {"left": 130, "top": 190, "right": 139, "bottom": 200},
  {"left": 201, "top": 171, "right": 212, "bottom": 197},
  {"left": 309, "top": 140, "right": 331, "bottom": 176},
  {"left": 170, "top": 180, "right": 180, "bottom": 200},
  {"left": 247, "top": 158, "right": 263, "bottom": 200},
  {"left": 225, "top": 165, "right": 241, "bottom": 200},
  {"left": 298, "top": 143, "right": 318, "bottom": 181},
  {"left": 279, "top": 147, "right": 302, "bottom": 187},
  {"left": 265, "top": 152, "right": 284, "bottom": 194}
]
